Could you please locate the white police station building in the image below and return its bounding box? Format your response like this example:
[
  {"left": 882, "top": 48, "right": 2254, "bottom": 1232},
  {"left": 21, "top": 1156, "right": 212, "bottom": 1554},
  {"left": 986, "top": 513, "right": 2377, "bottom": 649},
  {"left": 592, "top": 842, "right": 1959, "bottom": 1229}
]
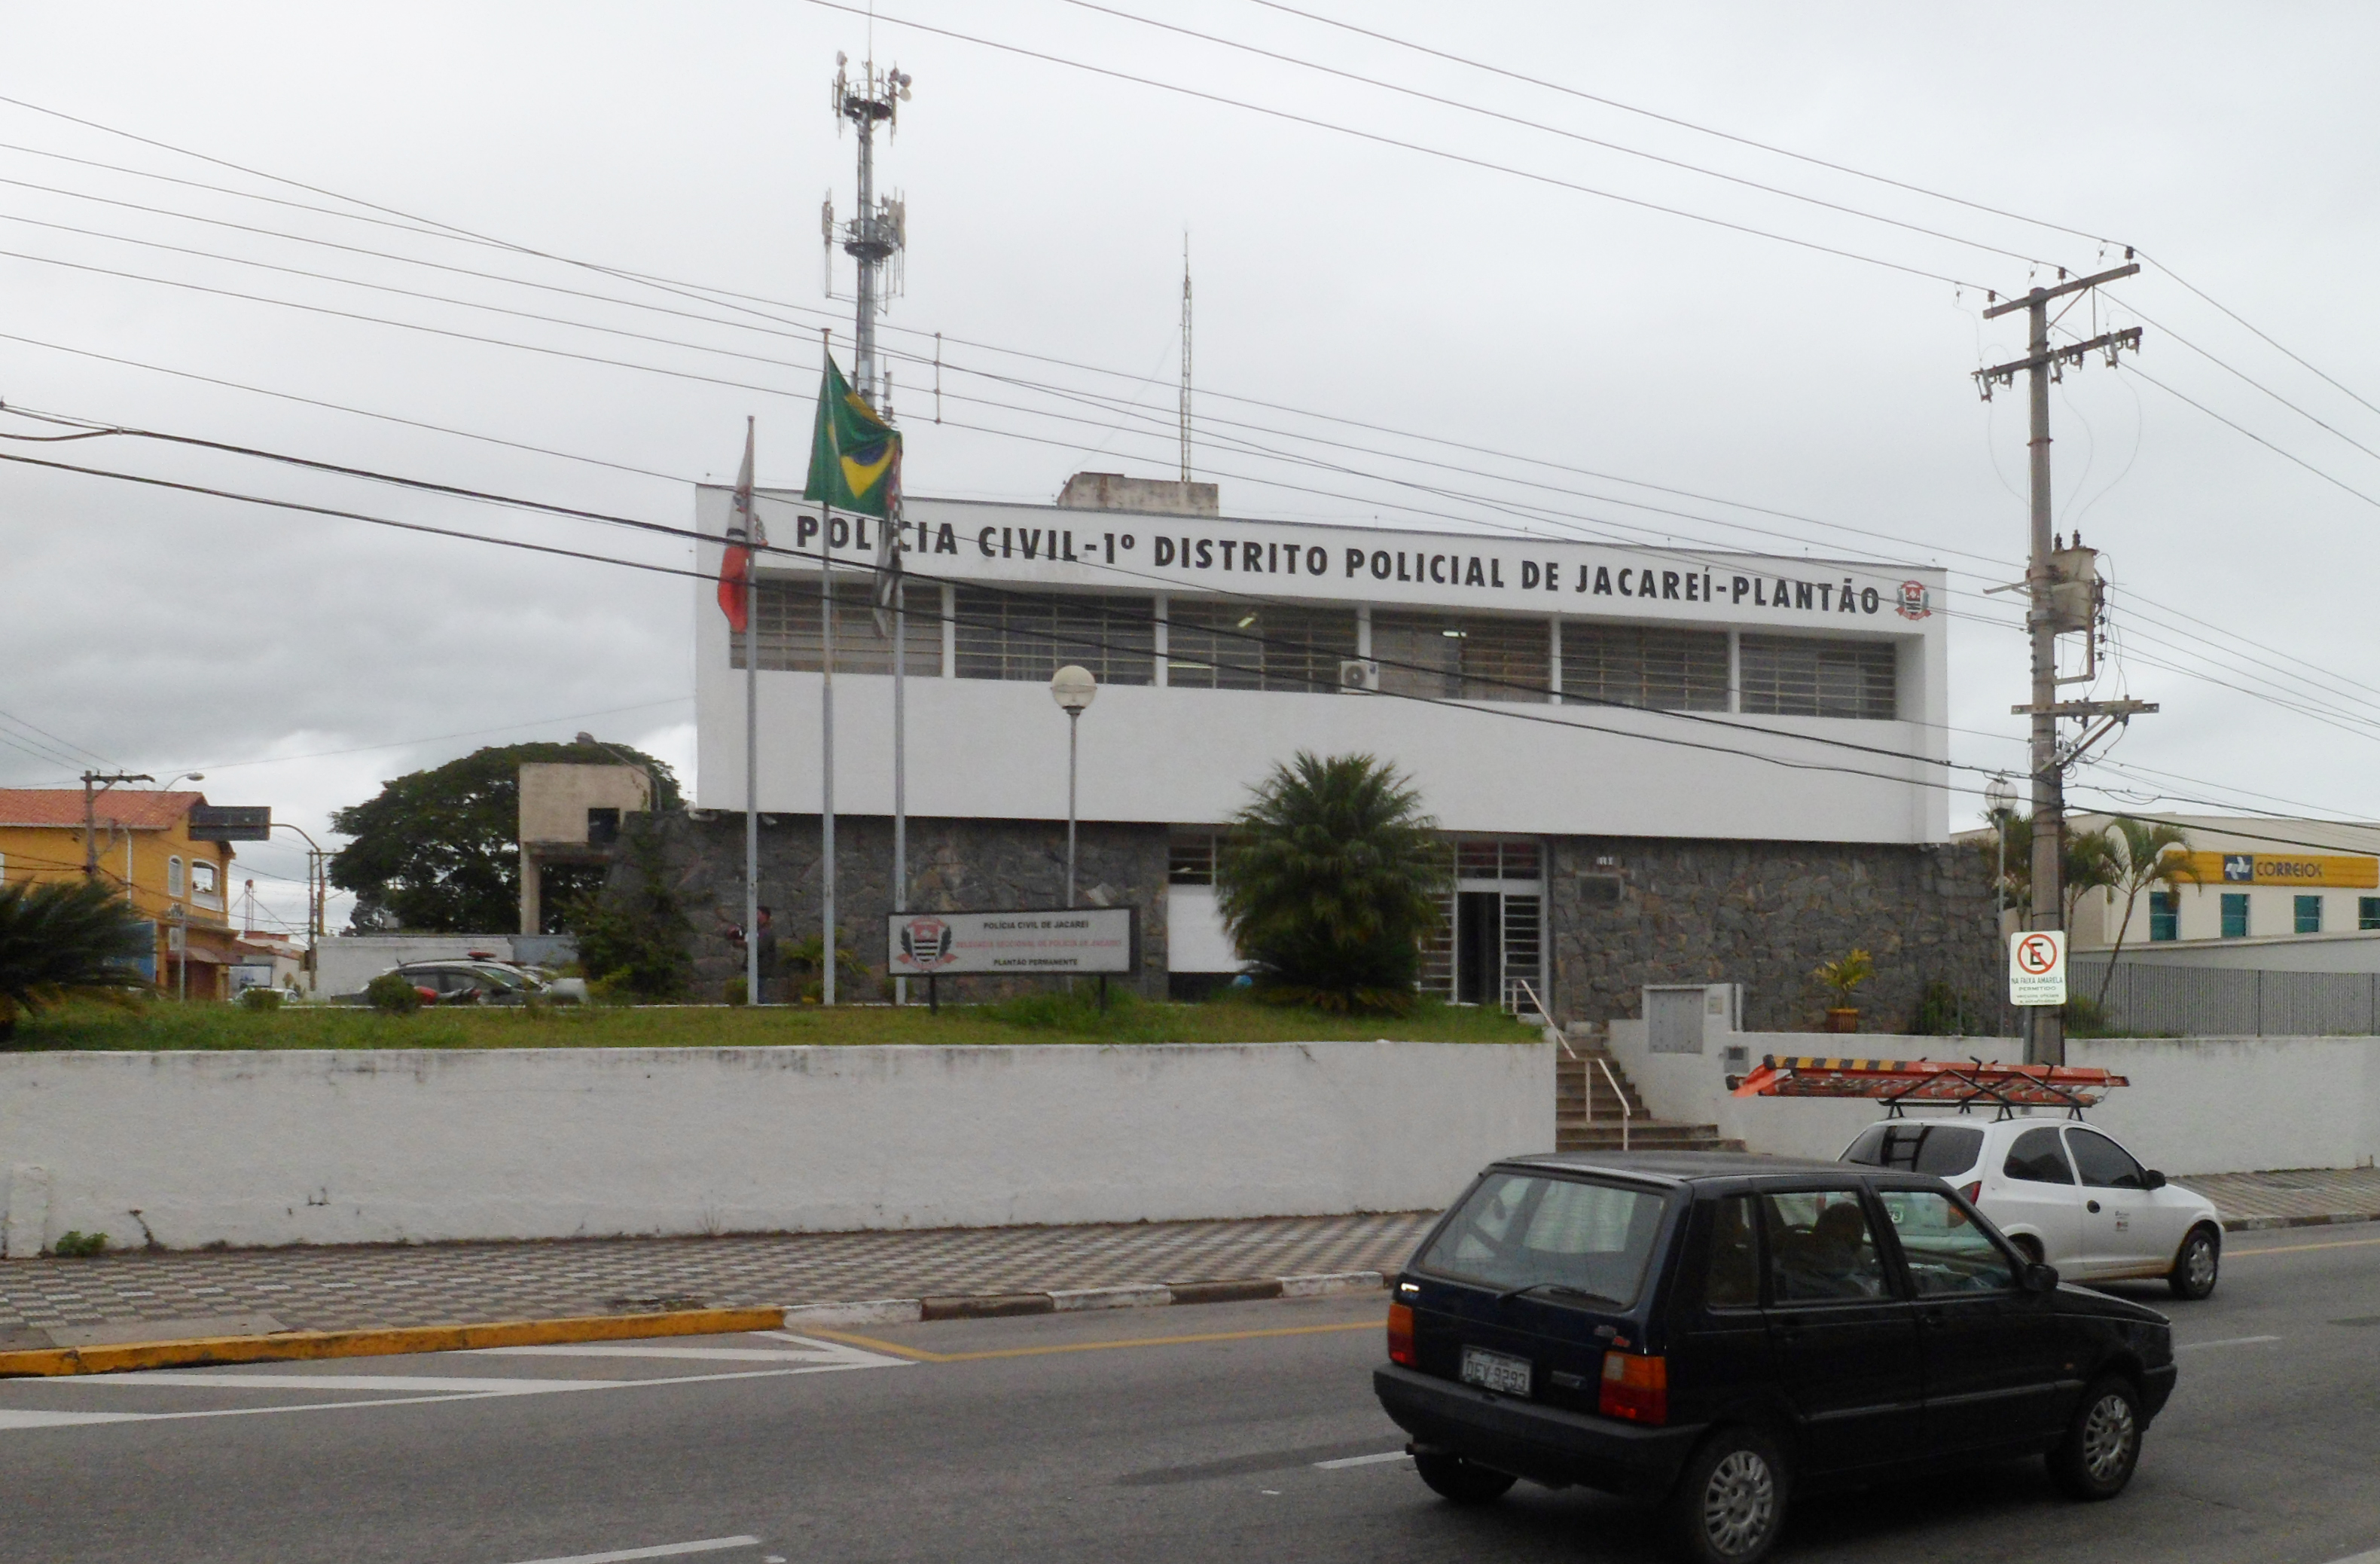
[{"left": 686, "top": 475, "right": 1993, "bottom": 1028}]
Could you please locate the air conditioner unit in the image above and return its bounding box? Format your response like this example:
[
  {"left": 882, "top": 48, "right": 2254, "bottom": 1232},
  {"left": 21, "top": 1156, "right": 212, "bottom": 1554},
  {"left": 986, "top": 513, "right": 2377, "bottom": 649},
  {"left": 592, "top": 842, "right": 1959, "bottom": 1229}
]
[{"left": 1338, "top": 658, "right": 1380, "bottom": 692}]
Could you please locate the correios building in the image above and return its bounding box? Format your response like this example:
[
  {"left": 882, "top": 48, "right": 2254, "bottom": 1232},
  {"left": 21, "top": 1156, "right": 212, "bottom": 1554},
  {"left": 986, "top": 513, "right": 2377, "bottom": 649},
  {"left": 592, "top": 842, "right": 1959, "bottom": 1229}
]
[{"left": 681, "top": 474, "right": 1995, "bottom": 1030}]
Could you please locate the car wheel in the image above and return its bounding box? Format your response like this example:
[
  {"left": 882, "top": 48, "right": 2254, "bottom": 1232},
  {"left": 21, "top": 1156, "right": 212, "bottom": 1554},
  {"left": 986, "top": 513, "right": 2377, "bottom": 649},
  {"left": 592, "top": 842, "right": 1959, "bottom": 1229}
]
[
  {"left": 2168, "top": 1224, "right": 2220, "bottom": 1301},
  {"left": 1412, "top": 1450, "right": 1515, "bottom": 1506},
  {"left": 1663, "top": 1427, "right": 1788, "bottom": 1564},
  {"left": 2047, "top": 1374, "right": 2143, "bottom": 1501}
]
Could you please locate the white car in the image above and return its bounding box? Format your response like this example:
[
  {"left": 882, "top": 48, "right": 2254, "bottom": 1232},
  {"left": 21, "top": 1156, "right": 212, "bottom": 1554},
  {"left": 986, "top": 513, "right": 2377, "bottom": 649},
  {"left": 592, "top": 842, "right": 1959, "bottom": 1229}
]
[{"left": 1841, "top": 1116, "right": 2224, "bottom": 1300}]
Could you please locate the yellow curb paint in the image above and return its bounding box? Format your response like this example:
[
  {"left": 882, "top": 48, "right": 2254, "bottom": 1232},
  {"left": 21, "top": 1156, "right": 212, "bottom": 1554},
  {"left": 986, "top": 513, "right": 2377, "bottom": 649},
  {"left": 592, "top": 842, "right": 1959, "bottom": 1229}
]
[
  {"left": 801, "top": 1318, "right": 1383, "bottom": 1364},
  {"left": 0, "top": 1307, "right": 785, "bottom": 1379},
  {"left": 2229, "top": 1234, "right": 2380, "bottom": 1259}
]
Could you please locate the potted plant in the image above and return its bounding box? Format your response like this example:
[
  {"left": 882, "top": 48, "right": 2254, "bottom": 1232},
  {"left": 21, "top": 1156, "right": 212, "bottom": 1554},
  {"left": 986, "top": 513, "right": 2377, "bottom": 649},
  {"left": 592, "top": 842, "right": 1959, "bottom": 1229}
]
[{"left": 1812, "top": 948, "right": 1875, "bottom": 1033}]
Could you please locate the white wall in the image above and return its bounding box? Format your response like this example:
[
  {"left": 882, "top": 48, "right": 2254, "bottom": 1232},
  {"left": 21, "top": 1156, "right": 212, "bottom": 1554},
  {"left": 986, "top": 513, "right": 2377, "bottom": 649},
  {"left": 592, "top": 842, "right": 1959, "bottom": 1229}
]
[
  {"left": 1606, "top": 1020, "right": 2380, "bottom": 1175},
  {"left": 0, "top": 1042, "right": 1550, "bottom": 1255}
]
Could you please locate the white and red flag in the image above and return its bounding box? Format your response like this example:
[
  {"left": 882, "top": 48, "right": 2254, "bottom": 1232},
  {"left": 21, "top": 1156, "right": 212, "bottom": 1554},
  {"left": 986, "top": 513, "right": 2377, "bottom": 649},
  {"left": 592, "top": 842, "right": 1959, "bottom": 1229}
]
[{"left": 716, "top": 417, "right": 763, "bottom": 631}]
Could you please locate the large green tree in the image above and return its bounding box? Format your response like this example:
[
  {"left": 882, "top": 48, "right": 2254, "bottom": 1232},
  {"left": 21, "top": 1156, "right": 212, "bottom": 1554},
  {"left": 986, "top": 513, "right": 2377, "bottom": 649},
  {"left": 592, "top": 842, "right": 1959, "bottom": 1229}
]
[
  {"left": 0, "top": 878, "right": 154, "bottom": 1040},
  {"left": 330, "top": 741, "right": 680, "bottom": 933},
  {"left": 1215, "top": 751, "right": 1448, "bottom": 1013}
]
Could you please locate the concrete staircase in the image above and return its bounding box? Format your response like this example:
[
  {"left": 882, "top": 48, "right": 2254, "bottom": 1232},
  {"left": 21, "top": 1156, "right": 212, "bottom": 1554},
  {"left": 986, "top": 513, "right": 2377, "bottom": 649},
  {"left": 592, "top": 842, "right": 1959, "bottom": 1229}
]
[{"left": 1555, "top": 1041, "right": 1744, "bottom": 1154}]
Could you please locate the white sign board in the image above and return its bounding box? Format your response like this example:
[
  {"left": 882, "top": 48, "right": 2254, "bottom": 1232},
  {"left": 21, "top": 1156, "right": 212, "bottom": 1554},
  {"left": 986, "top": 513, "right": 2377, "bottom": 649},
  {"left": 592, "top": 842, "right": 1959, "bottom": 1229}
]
[
  {"left": 2008, "top": 930, "right": 2067, "bottom": 1007},
  {"left": 889, "top": 908, "right": 1137, "bottom": 976}
]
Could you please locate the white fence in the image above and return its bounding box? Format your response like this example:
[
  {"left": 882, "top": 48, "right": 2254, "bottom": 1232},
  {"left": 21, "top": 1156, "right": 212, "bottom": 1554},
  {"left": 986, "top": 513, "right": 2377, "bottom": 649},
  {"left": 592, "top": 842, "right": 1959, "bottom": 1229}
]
[
  {"left": 2075, "top": 958, "right": 2380, "bottom": 1037},
  {"left": 1608, "top": 1019, "right": 2380, "bottom": 1175},
  {"left": 0, "top": 1041, "right": 1550, "bottom": 1257}
]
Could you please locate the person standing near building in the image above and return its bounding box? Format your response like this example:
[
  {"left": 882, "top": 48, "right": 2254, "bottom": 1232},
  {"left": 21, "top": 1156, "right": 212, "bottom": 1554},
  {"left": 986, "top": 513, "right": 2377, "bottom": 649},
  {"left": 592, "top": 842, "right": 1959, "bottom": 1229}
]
[{"left": 730, "top": 906, "right": 780, "bottom": 1003}]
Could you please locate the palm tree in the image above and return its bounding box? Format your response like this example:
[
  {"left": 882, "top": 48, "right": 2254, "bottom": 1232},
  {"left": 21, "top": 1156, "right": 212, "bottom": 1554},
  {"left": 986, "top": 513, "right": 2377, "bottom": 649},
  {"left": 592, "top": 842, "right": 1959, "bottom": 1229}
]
[
  {"left": 1987, "top": 812, "right": 2120, "bottom": 926},
  {"left": 2095, "top": 818, "right": 2198, "bottom": 1009},
  {"left": 1215, "top": 752, "right": 1448, "bottom": 1013},
  {"left": 0, "top": 878, "right": 154, "bottom": 1041}
]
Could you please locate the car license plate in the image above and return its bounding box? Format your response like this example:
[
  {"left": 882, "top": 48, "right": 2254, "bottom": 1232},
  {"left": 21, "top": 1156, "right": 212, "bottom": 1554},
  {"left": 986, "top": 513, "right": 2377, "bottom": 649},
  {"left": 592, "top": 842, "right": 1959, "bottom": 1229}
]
[{"left": 1460, "top": 1347, "right": 1531, "bottom": 1396}]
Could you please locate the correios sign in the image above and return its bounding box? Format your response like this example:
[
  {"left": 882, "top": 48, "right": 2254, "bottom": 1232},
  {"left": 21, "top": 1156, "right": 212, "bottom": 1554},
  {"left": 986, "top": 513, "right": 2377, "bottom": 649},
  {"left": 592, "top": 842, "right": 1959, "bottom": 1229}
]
[{"left": 888, "top": 908, "right": 1137, "bottom": 976}]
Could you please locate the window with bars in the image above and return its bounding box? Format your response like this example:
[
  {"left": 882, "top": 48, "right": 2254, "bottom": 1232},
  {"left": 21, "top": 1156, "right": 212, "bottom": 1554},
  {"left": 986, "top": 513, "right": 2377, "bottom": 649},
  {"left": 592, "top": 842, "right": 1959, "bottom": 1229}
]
[
  {"left": 1169, "top": 831, "right": 1222, "bottom": 885},
  {"left": 1165, "top": 600, "right": 1357, "bottom": 692},
  {"left": 1561, "top": 623, "right": 1729, "bottom": 711},
  {"left": 1455, "top": 839, "right": 1542, "bottom": 881},
  {"left": 731, "top": 579, "right": 943, "bottom": 674},
  {"left": 1738, "top": 635, "right": 1899, "bottom": 719},
  {"left": 953, "top": 588, "right": 1155, "bottom": 686},
  {"left": 1371, "top": 612, "right": 1551, "bottom": 702}
]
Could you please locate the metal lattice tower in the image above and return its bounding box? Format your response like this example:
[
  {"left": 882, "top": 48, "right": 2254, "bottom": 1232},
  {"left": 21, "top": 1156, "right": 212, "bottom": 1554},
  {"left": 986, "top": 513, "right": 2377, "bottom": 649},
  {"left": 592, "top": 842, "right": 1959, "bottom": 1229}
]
[{"left": 824, "top": 54, "right": 911, "bottom": 409}]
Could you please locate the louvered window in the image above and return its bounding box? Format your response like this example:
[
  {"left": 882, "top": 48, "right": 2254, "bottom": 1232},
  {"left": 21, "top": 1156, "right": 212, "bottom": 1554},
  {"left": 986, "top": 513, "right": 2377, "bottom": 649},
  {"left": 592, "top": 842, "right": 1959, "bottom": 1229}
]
[
  {"left": 1371, "top": 612, "right": 1551, "bottom": 702},
  {"left": 1561, "top": 624, "right": 1729, "bottom": 711},
  {"left": 953, "top": 588, "right": 1155, "bottom": 686},
  {"left": 733, "top": 579, "right": 941, "bottom": 674},
  {"left": 1739, "top": 635, "right": 1898, "bottom": 719},
  {"left": 1165, "top": 600, "right": 1356, "bottom": 692}
]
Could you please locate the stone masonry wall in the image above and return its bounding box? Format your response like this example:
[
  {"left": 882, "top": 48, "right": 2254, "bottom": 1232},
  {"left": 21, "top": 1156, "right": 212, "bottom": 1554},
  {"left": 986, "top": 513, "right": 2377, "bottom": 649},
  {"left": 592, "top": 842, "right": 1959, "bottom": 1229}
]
[
  {"left": 1546, "top": 835, "right": 2003, "bottom": 1035},
  {"left": 633, "top": 811, "right": 1170, "bottom": 1001}
]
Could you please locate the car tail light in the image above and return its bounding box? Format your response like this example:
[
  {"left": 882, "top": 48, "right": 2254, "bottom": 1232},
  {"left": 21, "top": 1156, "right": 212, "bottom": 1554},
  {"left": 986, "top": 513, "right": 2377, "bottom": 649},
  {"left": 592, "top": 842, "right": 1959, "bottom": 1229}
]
[
  {"left": 1957, "top": 1181, "right": 1982, "bottom": 1203},
  {"left": 1598, "top": 1351, "right": 1668, "bottom": 1425},
  {"left": 1387, "top": 1303, "right": 1416, "bottom": 1367}
]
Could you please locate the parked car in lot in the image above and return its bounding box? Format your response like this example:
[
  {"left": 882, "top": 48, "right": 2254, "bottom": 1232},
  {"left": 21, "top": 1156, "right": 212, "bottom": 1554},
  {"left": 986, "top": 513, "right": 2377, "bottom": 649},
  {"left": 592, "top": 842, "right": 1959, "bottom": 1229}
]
[
  {"left": 1374, "top": 1152, "right": 2177, "bottom": 1563},
  {"left": 337, "top": 960, "right": 572, "bottom": 1007},
  {"left": 1839, "top": 1116, "right": 2223, "bottom": 1300}
]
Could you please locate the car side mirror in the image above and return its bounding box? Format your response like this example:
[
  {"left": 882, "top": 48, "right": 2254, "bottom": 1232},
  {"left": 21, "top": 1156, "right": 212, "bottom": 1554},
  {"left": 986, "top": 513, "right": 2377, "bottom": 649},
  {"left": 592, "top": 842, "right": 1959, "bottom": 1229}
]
[
  {"left": 2143, "top": 1169, "right": 2168, "bottom": 1190},
  {"left": 2025, "top": 1261, "right": 2060, "bottom": 1293}
]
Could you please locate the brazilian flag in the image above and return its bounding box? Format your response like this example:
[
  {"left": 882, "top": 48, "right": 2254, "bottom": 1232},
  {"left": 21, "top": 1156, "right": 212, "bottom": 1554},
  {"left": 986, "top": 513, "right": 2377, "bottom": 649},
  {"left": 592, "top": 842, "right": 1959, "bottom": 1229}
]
[{"left": 804, "top": 353, "right": 901, "bottom": 519}]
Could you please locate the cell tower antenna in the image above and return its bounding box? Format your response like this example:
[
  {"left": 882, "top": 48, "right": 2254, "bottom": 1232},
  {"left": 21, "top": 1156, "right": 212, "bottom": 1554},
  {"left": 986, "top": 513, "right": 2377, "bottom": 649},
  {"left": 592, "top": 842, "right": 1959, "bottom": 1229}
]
[
  {"left": 828, "top": 52, "right": 911, "bottom": 408},
  {"left": 1179, "top": 233, "right": 1192, "bottom": 482}
]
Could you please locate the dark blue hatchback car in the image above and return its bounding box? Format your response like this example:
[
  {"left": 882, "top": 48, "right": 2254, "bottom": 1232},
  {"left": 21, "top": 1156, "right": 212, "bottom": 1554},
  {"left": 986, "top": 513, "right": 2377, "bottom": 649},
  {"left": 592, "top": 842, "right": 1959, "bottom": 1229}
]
[{"left": 1374, "top": 1151, "right": 2178, "bottom": 1562}]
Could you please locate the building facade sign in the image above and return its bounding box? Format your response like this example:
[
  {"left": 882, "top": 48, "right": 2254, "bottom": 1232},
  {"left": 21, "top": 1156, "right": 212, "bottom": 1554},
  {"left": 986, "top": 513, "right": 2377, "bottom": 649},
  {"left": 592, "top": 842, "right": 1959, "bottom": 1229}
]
[
  {"left": 887, "top": 908, "right": 1137, "bottom": 975},
  {"left": 2184, "top": 852, "right": 2379, "bottom": 890},
  {"left": 734, "top": 491, "right": 1940, "bottom": 632}
]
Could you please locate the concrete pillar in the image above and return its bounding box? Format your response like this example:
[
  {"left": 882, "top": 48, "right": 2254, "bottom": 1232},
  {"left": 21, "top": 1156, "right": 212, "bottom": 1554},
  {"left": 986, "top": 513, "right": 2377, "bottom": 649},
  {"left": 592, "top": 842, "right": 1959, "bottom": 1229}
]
[{"left": 520, "top": 845, "right": 540, "bottom": 936}]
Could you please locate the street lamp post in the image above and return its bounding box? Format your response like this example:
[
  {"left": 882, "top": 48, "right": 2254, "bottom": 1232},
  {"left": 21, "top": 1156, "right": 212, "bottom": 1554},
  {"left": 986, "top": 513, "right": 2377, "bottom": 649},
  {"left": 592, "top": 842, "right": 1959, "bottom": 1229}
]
[
  {"left": 1049, "top": 666, "right": 1097, "bottom": 906},
  {"left": 273, "top": 822, "right": 328, "bottom": 997}
]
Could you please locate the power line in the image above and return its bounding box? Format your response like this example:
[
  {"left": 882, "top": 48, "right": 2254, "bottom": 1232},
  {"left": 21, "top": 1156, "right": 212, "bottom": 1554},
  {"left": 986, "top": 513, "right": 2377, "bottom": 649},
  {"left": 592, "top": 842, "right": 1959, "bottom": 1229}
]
[
  {"left": 1235, "top": 0, "right": 2125, "bottom": 253},
  {"left": 801, "top": 0, "right": 1994, "bottom": 290},
  {"left": 1054, "top": 0, "right": 2067, "bottom": 270}
]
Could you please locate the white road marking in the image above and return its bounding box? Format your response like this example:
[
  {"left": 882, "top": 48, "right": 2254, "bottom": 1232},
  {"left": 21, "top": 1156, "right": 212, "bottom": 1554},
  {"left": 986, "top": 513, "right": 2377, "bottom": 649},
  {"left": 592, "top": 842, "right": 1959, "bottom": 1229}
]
[
  {"left": 474, "top": 1346, "right": 846, "bottom": 1364},
  {"left": 499, "top": 1537, "right": 760, "bottom": 1564},
  {"left": 1314, "top": 1450, "right": 1409, "bottom": 1470},
  {"left": 64, "top": 1373, "right": 633, "bottom": 1394},
  {"left": 2320, "top": 1550, "right": 2380, "bottom": 1564},
  {"left": 0, "top": 1340, "right": 913, "bottom": 1436},
  {"left": 2175, "top": 1335, "right": 2283, "bottom": 1352}
]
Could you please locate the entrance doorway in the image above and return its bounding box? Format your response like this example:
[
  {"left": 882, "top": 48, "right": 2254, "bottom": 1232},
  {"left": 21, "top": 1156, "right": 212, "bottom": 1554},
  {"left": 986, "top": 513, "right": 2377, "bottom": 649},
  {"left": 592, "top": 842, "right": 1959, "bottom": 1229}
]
[{"left": 1456, "top": 892, "right": 1503, "bottom": 1004}]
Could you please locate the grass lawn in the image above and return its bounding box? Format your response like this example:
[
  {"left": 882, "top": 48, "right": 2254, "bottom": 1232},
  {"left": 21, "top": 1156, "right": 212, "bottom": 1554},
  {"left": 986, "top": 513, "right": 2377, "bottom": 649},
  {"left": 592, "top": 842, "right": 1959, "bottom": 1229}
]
[{"left": 4, "top": 990, "right": 1543, "bottom": 1052}]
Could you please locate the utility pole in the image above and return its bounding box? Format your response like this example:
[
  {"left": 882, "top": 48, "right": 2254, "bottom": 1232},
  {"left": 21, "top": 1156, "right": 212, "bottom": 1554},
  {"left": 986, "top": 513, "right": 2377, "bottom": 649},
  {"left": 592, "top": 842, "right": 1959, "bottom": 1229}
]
[
  {"left": 1976, "top": 261, "right": 2153, "bottom": 1065},
  {"left": 80, "top": 771, "right": 152, "bottom": 876}
]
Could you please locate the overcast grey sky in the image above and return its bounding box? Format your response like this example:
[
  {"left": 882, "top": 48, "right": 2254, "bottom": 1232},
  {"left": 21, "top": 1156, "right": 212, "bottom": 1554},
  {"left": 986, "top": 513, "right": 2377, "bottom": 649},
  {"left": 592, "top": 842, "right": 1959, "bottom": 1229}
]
[{"left": 5, "top": 2, "right": 2378, "bottom": 934}]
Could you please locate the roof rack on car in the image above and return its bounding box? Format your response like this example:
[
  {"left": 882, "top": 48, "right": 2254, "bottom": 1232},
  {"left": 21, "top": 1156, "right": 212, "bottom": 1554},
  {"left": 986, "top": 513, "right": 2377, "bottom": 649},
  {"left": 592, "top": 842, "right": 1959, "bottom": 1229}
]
[{"left": 1730, "top": 1055, "right": 2128, "bottom": 1120}]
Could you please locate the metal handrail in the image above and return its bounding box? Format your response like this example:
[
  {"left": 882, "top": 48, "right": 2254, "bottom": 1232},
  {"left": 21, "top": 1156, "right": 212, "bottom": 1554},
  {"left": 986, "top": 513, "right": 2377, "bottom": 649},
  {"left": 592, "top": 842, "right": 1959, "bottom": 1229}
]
[
  {"left": 1509, "top": 978, "right": 1575, "bottom": 1059},
  {"left": 1593, "top": 1055, "right": 1631, "bottom": 1152}
]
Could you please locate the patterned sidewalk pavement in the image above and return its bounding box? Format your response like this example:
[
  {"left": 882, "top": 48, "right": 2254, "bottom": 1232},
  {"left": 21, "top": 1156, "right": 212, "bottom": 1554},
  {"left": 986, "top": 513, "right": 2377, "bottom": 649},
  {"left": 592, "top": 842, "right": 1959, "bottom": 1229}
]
[
  {"left": 0, "top": 1211, "right": 1439, "bottom": 1348},
  {"left": 4, "top": 1166, "right": 2375, "bottom": 1349}
]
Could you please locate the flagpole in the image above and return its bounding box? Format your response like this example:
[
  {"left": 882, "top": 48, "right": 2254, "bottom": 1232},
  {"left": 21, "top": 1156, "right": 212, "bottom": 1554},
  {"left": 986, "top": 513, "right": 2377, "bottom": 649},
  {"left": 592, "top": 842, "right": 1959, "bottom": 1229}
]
[
  {"left": 821, "top": 497, "right": 836, "bottom": 1008},
  {"left": 892, "top": 542, "right": 908, "bottom": 1008},
  {"left": 737, "top": 417, "right": 759, "bottom": 1011}
]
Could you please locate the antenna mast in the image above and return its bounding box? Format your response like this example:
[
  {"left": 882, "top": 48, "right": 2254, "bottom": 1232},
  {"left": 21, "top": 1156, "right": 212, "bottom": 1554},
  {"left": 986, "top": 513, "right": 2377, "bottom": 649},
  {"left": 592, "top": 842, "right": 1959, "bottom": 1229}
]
[
  {"left": 827, "top": 53, "right": 911, "bottom": 408},
  {"left": 1179, "top": 235, "right": 1192, "bottom": 482}
]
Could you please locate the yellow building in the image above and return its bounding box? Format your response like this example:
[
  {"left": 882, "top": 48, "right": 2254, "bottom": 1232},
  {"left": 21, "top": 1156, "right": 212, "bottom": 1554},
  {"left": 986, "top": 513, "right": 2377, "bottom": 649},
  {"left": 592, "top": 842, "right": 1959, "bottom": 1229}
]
[{"left": 0, "top": 789, "right": 243, "bottom": 998}]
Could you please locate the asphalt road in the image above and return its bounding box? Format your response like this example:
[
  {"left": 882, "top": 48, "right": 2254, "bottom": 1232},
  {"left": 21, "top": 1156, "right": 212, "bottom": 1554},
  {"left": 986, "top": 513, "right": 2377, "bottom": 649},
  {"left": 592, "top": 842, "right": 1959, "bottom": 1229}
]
[{"left": 1, "top": 1227, "right": 2377, "bottom": 1564}]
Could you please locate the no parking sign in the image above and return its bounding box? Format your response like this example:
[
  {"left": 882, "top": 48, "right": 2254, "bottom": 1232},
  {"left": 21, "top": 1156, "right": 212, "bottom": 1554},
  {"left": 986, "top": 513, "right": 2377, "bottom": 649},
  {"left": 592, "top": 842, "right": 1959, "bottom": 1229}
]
[{"left": 2008, "top": 930, "right": 2067, "bottom": 1007}]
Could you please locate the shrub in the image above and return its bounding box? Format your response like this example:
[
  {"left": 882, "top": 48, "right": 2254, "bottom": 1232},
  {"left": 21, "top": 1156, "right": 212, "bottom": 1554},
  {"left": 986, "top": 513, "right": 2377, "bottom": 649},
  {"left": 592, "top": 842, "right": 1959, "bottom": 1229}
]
[
  {"left": 786, "top": 931, "right": 871, "bottom": 1003},
  {"left": 0, "top": 878, "right": 154, "bottom": 1043},
  {"left": 1813, "top": 949, "right": 1876, "bottom": 1010},
  {"left": 569, "top": 824, "right": 693, "bottom": 1000},
  {"left": 238, "top": 986, "right": 284, "bottom": 1013},
  {"left": 1909, "top": 980, "right": 1975, "bottom": 1037},
  {"left": 365, "top": 972, "right": 422, "bottom": 1015},
  {"left": 1215, "top": 753, "right": 1446, "bottom": 1014},
  {"left": 50, "top": 1230, "right": 108, "bottom": 1257},
  {"left": 724, "top": 976, "right": 749, "bottom": 1007}
]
